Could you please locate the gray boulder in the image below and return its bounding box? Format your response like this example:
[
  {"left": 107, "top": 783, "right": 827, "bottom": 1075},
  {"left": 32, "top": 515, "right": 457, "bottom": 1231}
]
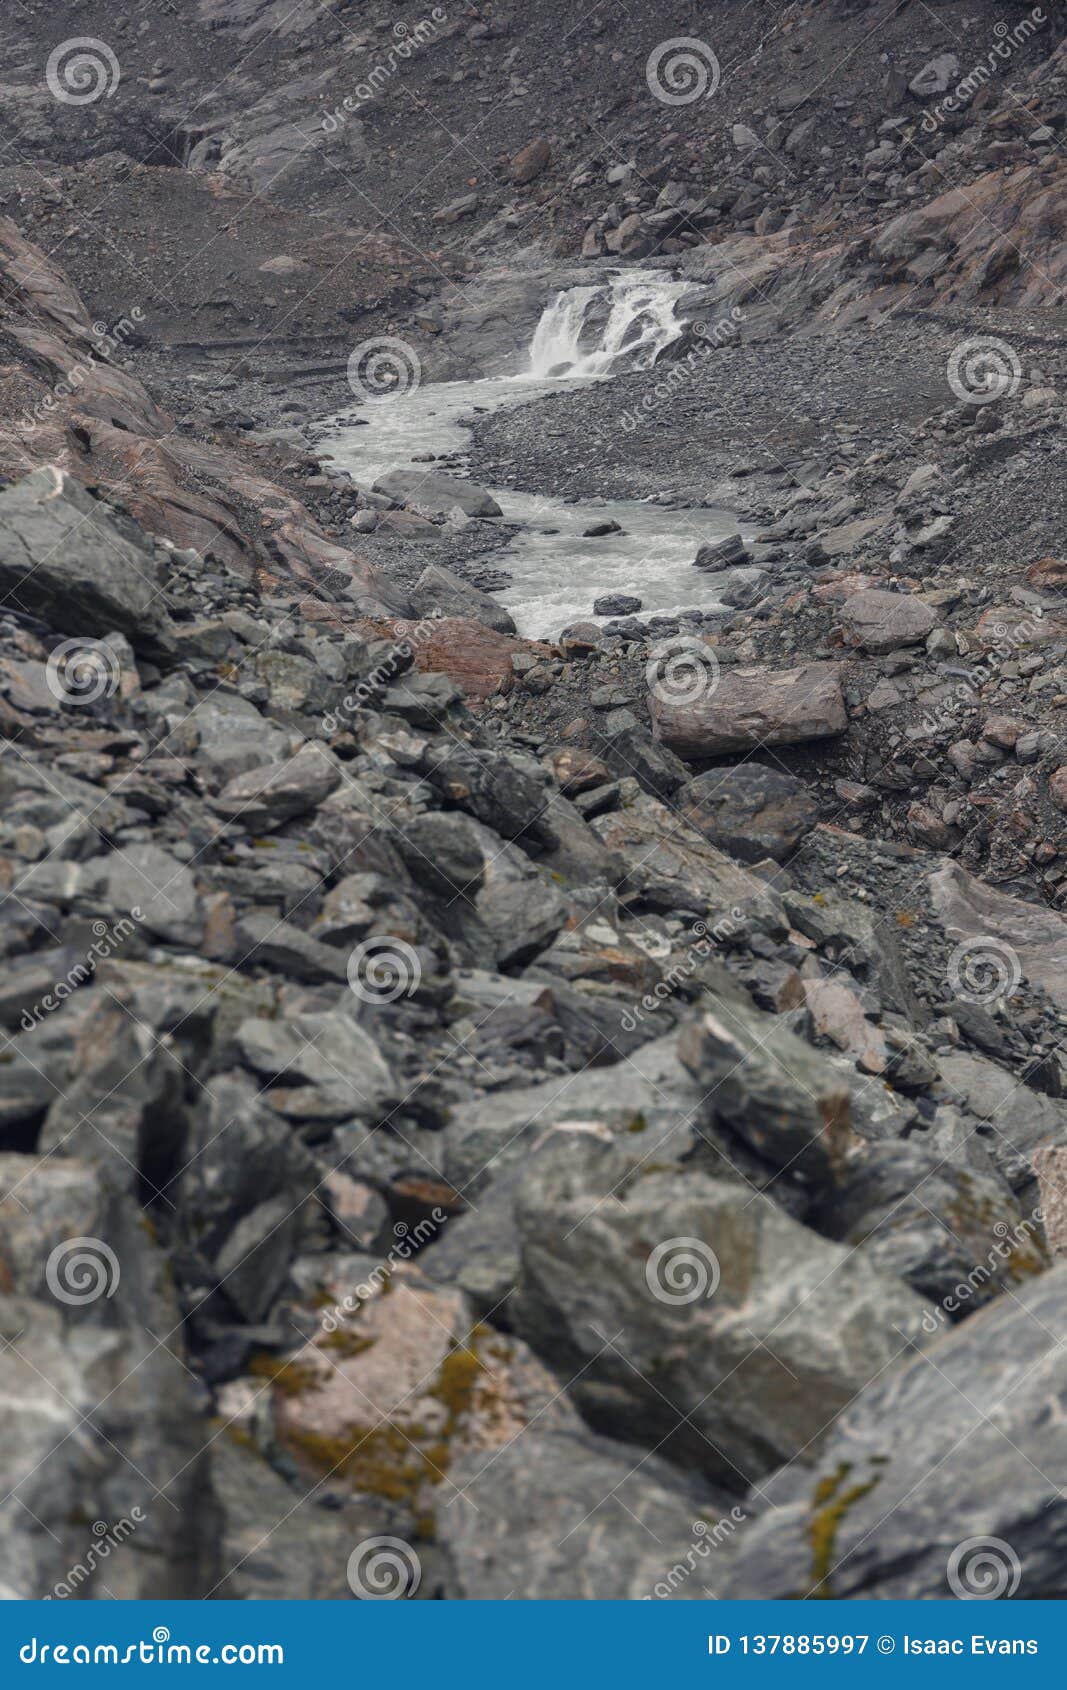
[
  {"left": 209, "top": 748, "right": 340, "bottom": 833},
  {"left": 678, "top": 764, "right": 817, "bottom": 863},
  {"left": 410, "top": 563, "right": 516, "bottom": 634},
  {"left": 441, "top": 1425, "right": 730, "bottom": 1599},
  {"left": 718, "top": 1266, "right": 1067, "bottom": 1598},
  {"left": 373, "top": 471, "right": 502, "bottom": 519},
  {"left": 510, "top": 1128, "right": 934, "bottom": 1492},
  {"left": 839, "top": 588, "right": 938, "bottom": 653},
  {"left": 0, "top": 467, "right": 172, "bottom": 656}
]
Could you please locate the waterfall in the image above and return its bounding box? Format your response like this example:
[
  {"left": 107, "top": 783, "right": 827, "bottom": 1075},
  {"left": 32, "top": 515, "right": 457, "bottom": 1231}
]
[{"left": 526, "top": 271, "right": 689, "bottom": 380}]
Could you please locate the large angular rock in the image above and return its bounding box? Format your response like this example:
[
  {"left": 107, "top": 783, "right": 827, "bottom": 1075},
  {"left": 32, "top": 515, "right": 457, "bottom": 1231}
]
[
  {"left": 818, "top": 1140, "right": 1047, "bottom": 1309},
  {"left": 839, "top": 588, "right": 938, "bottom": 653},
  {"left": 651, "top": 662, "right": 846, "bottom": 758},
  {"left": 717, "top": 1267, "right": 1067, "bottom": 1598},
  {"left": 591, "top": 788, "right": 784, "bottom": 924},
  {"left": 441, "top": 1426, "right": 729, "bottom": 1600},
  {"left": 510, "top": 1129, "right": 934, "bottom": 1492},
  {"left": 422, "top": 742, "right": 554, "bottom": 845},
  {"left": 678, "top": 764, "right": 817, "bottom": 863},
  {"left": 373, "top": 471, "right": 502, "bottom": 519},
  {"left": 0, "top": 467, "right": 172, "bottom": 656},
  {"left": 235, "top": 1009, "right": 397, "bottom": 1122},
  {"left": 209, "top": 748, "right": 340, "bottom": 833},
  {"left": 410, "top": 563, "right": 516, "bottom": 635},
  {"left": 17, "top": 844, "right": 202, "bottom": 946},
  {"left": 186, "top": 691, "right": 296, "bottom": 783},
  {"left": 678, "top": 997, "right": 859, "bottom": 1182},
  {"left": 929, "top": 859, "right": 1067, "bottom": 1013},
  {"left": 211, "top": 1440, "right": 390, "bottom": 1600},
  {"left": 0, "top": 1297, "right": 219, "bottom": 1599},
  {"left": 597, "top": 707, "right": 689, "bottom": 799},
  {"left": 38, "top": 990, "right": 190, "bottom": 1191}
]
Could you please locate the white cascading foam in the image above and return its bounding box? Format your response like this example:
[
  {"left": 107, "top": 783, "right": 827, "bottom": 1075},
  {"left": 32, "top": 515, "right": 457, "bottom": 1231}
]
[{"left": 526, "top": 270, "right": 689, "bottom": 380}]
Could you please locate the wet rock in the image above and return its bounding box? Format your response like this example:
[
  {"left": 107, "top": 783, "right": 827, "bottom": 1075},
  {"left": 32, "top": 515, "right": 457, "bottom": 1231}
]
[
  {"left": 593, "top": 593, "right": 642, "bottom": 616},
  {"left": 694, "top": 534, "right": 748, "bottom": 571},
  {"left": 373, "top": 471, "right": 501, "bottom": 519}
]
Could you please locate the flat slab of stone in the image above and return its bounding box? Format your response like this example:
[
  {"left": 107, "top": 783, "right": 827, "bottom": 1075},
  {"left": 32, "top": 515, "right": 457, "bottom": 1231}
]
[
  {"left": 373, "top": 470, "right": 502, "bottom": 519},
  {"left": 929, "top": 858, "right": 1067, "bottom": 1012},
  {"left": 651, "top": 661, "right": 847, "bottom": 758}
]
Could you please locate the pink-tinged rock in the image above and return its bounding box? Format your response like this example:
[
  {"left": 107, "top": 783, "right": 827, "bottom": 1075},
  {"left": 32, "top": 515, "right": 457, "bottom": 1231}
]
[
  {"left": 266, "top": 1268, "right": 576, "bottom": 1509},
  {"left": 651, "top": 661, "right": 847, "bottom": 759},
  {"left": 369, "top": 616, "right": 553, "bottom": 705},
  {"left": 510, "top": 139, "right": 551, "bottom": 183},
  {"left": 971, "top": 607, "right": 1067, "bottom": 649},
  {"left": 803, "top": 977, "right": 887, "bottom": 1075},
  {"left": 1049, "top": 766, "right": 1067, "bottom": 813},
  {"left": 1031, "top": 1148, "right": 1067, "bottom": 1260},
  {"left": 929, "top": 859, "right": 1067, "bottom": 1012}
]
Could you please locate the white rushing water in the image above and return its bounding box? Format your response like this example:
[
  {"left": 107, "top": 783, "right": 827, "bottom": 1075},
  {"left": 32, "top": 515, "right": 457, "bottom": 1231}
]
[
  {"left": 316, "top": 269, "right": 740, "bottom": 638},
  {"left": 526, "top": 273, "right": 690, "bottom": 380}
]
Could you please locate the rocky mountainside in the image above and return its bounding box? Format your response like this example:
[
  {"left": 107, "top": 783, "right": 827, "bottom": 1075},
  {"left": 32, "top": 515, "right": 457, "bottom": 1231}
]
[{"left": 1, "top": 0, "right": 1067, "bottom": 1603}]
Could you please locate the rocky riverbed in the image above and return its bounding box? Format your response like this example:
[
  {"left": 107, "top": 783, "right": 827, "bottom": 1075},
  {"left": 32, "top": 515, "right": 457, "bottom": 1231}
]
[{"left": 1, "top": 0, "right": 1067, "bottom": 1606}]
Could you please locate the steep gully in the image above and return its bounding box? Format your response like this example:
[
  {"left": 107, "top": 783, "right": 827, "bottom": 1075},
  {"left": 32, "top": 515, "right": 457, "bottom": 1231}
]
[{"left": 313, "top": 270, "right": 742, "bottom": 638}]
